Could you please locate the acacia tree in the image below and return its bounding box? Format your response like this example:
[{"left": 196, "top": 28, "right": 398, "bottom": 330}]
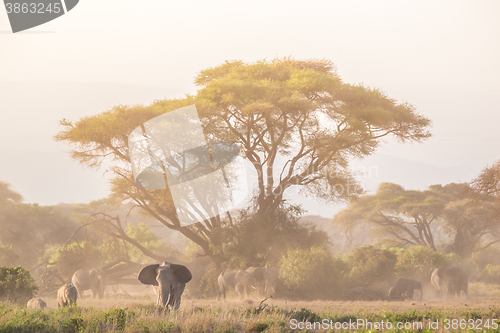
[
  {"left": 470, "top": 160, "right": 500, "bottom": 198},
  {"left": 443, "top": 196, "right": 500, "bottom": 256},
  {"left": 333, "top": 182, "right": 444, "bottom": 250},
  {"left": 195, "top": 59, "right": 430, "bottom": 216},
  {"left": 56, "top": 58, "right": 430, "bottom": 266},
  {"left": 334, "top": 182, "right": 500, "bottom": 257}
]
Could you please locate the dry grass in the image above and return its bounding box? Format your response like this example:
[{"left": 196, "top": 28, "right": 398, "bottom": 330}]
[{"left": 2, "top": 283, "right": 500, "bottom": 332}]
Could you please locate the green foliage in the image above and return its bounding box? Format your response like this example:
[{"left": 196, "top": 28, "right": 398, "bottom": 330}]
[
  {"left": 104, "top": 308, "right": 128, "bottom": 331},
  {"left": 0, "top": 266, "right": 38, "bottom": 304},
  {"left": 394, "top": 245, "right": 460, "bottom": 280},
  {"left": 43, "top": 241, "right": 103, "bottom": 278},
  {"left": 280, "top": 247, "right": 347, "bottom": 299},
  {"left": 479, "top": 264, "right": 500, "bottom": 284},
  {"left": 348, "top": 245, "right": 397, "bottom": 288},
  {"left": 288, "top": 308, "right": 321, "bottom": 322},
  {"left": 224, "top": 204, "right": 330, "bottom": 268},
  {"left": 245, "top": 322, "right": 269, "bottom": 332},
  {"left": 102, "top": 223, "right": 173, "bottom": 264},
  {"left": 0, "top": 302, "right": 499, "bottom": 332},
  {"left": 0, "top": 194, "right": 79, "bottom": 267},
  {"left": 43, "top": 222, "right": 173, "bottom": 278},
  {"left": 0, "top": 243, "right": 19, "bottom": 267},
  {"left": 471, "top": 246, "right": 500, "bottom": 272}
]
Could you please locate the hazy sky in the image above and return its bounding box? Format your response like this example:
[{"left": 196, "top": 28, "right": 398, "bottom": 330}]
[{"left": 0, "top": 0, "right": 499, "bottom": 217}]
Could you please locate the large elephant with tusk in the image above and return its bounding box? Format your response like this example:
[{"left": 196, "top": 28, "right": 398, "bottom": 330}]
[
  {"left": 138, "top": 262, "right": 192, "bottom": 310},
  {"left": 218, "top": 269, "right": 257, "bottom": 300},
  {"left": 245, "top": 267, "right": 279, "bottom": 297},
  {"left": 430, "top": 266, "right": 468, "bottom": 299}
]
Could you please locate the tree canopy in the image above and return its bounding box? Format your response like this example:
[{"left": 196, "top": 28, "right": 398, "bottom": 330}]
[
  {"left": 55, "top": 57, "right": 431, "bottom": 266},
  {"left": 195, "top": 58, "right": 431, "bottom": 215},
  {"left": 333, "top": 182, "right": 500, "bottom": 257},
  {"left": 0, "top": 181, "right": 78, "bottom": 267}
]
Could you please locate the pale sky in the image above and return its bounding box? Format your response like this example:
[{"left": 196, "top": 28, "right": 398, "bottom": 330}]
[{"left": 0, "top": 0, "right": 499, "bottom": 217}]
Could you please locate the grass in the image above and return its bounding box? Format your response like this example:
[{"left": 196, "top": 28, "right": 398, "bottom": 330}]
[
  {"left": 2, "top": 284, "right": 500, "bottom": 332},
  {"left": 2, "top": 299, "right": 500, "bottom": 332}
]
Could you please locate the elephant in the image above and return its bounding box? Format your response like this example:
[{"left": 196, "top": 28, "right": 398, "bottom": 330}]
[
  {"left": 245, "top": 267, "right": 279, "bottom": 297},
  {"left": 71, "top": 268, "right": 105, "bottom": 299},
  {"left": 431, "top": 266, "right": 468, "bottom": 299},
  {"left": 27, "top": 298, "right": 47, "bottom": 309},
  {"left": 264, "top": 267, "right": 279, "bottom": 297},
  {"left": 218, "top": 269, "right": 257, "bottom": 300},
  {"left": 138, "top": 262, "right": 192, "bottom": 310},
  {"left": 57, "top": 284, "right": 78, "bottom": 307},
  {"left": 245, "top": 267, "right": 266, "bottom": 296},
  {"left": 388, "top": 278, "right": 423, "bottom": 300},
  {"left": 345, "top": 287, "right": 367, "bottom": 300}
]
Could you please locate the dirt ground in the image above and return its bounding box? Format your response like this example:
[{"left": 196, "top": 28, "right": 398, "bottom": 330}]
[{"left": 41, "top": 283, "right": 498, "bottom": 314}]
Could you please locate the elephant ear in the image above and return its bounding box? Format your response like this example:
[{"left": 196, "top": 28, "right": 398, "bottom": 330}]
[
  {"left": 171, "top": 264, "right": 192, "bottom": 284},
  {"left": 138, "top": 264, "right": 160, "bottom": 286}
]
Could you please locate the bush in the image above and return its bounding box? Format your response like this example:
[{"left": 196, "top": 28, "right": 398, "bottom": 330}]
[
  {"left": 348, "top": 245, "right": 397, "bottom": 289},
  {"left": 0, "top": 243, "right": 19, "bottom": 266},
  {"left": 0, "top": 266, "right": 38, "bottom": 304},
  {"left": 43, "top": 241, "right": 103, "bottom": 278},
  {"left": 102, "top": 223, "right": 174, "bottom": 264},
  {"left": 280, "top": 247, "right": 348, "bottom": 300},
  {"left": 226, "top": 205, "right": 331, "bottom": 267},
  {"left": 471, "top": 246, "right": 500, "bottom": 272},
  {"left": 479, "top": 264, "right": 500, "bottom": 284},
  {"left": 395, "top": 245, "right": 460, "bottom": 281}
]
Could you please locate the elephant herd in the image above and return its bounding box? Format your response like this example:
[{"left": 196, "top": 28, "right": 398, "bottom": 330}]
[
  {"left": 386, "top": 266, "right": 469, "bottom": 301},
  {"left": 29, "top": 268, "right": 107, "bottom": 308},
  {"left": 24, "top": 263, "right": 469, "bottom": 311},
  {"left": 217, "top": 267, "right": 279, "bottom": 300},
  {"left": 25, "top": 267, "right": 109, "bottom": 309},
  {"left": 25, "top": 262, "right": 278, "bottom": 311}
]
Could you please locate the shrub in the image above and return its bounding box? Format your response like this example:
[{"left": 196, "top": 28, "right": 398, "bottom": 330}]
[
  {"left": 0, "top": 243, "right": 19, "bottom": 266},
  {"left": 188, "top": 260, "right": 219, "bottom": 299},
  {"left": 0, "top": 266, "right": 38, "bottom": 304},
  {"left": 103, "top": 223, "right": 174, "bottom": 264},
  {"left": 348, "top": 245, "right": 397, "bottom": 289},
  {"left": 280, "top": 247, "right": 347, "bottom": 300},
  {"left": 471, "top": 246, "right": 500, "bottom": 272},
  {"left": 479, "top": 264, "right": 500, "bottom": 284},
  {"left": 43, "top": 241, "right": 103, "bottom": 278},
  {"left": 395, "top": 245, "right": 460, "bottom": 281}
]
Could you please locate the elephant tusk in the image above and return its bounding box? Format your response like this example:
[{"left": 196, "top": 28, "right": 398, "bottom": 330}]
[
  {"left": 156, "top": 290, "right": 160, "bottom": 306},
  {"left": 251, "top": 284, "right": 257, "bottom": 290},
  {"left": 165, "top": 293, "right": 171, "bottom": 307}
]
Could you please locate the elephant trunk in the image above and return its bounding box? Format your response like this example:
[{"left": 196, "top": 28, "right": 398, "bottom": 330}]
[{"left": 158, "top": 283, "right": 173, "bottom": 308}]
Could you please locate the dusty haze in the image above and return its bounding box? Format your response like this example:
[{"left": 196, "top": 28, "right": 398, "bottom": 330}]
[{"left": 0, "top": 0, "right": 499, "bottom": 218}]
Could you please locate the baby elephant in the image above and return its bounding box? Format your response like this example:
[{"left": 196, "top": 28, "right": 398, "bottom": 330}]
[
  {"left": 57, "top": 284, "right": 78, "bottom": 307},
  {"left": 27, "top": 298, "right": 47, "bottom": 309},
  {"left": 388, "top": 278, "right": 423, "bottom": 300}
]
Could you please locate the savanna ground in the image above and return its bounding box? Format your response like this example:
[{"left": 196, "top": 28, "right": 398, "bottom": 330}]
[{"left": 2, "top": 283, "right": 500, "bottom": 333}]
